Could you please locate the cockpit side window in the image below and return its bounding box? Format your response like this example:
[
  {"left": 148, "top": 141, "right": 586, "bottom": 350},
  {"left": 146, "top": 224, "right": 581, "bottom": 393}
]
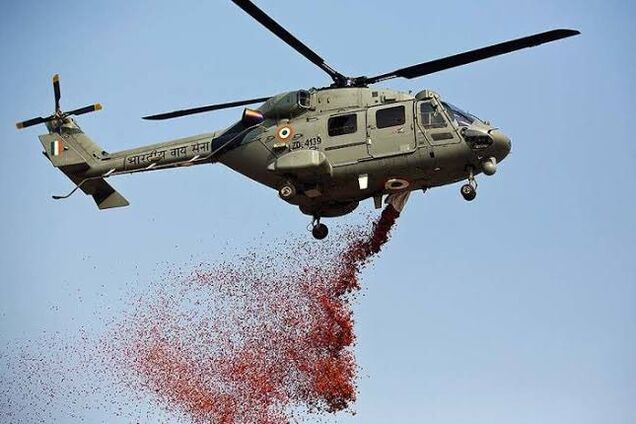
[
  {"left": 420, "top": 102, "right": 448, "bottom": 129},
  {"left": 442, "top": 102, "right": 475, "bottom": 126}
]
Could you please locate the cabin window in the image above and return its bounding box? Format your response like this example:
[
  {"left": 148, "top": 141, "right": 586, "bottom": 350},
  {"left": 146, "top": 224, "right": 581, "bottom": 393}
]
[
  {"left": 376, "top": 105, "right": 405, "bottom": 129},
  {"left": 328, "top": 114, "right": 357, "bottom": 137},
  {"left": 420, "top": 102, "right": 448, "bottom": 129}
]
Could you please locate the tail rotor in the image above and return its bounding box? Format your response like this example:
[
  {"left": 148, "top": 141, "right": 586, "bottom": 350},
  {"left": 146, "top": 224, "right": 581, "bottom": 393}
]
[{"left": 16, "top": 74, "right": 102, "bottom": 130}]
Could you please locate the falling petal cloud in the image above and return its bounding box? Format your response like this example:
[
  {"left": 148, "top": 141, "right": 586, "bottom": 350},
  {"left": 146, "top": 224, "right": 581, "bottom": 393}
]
[{"left": 1, "top": 197, "right": 407, "bottom": 423}]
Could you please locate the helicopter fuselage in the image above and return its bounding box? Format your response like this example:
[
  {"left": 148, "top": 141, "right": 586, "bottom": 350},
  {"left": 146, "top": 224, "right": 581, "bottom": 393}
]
[
  {"left": 220, "top": 86, "right": 511, "bottom": 217},
  {"left": 32, "top": 85, "right": 509, "bottom": 219}
]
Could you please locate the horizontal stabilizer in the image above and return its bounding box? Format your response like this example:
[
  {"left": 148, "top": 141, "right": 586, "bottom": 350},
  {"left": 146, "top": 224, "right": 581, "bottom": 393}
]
[{"left": 79, "top": 178, "right": 129, "bottom": 209}]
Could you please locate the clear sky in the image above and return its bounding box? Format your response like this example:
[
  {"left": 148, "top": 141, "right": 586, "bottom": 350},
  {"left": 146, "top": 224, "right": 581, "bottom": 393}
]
[{"left": 1, "top": 0, "right": 635, "bottom": 423}]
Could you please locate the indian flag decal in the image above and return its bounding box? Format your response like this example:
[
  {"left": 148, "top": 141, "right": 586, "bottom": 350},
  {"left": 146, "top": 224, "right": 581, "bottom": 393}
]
[{"left": 50, "top": 139, "right": 64, "bottom": 156}]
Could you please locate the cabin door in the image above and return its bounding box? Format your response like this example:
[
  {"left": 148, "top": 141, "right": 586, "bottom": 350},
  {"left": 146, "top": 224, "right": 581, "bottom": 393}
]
[{"left": 366, "top": 101, "right": 415, "bottom": 157}]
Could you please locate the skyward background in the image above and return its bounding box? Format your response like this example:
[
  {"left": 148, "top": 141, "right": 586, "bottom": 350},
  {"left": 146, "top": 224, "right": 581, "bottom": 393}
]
[{"left": 1, "top": 0, "right": 634, "bottom": 422}]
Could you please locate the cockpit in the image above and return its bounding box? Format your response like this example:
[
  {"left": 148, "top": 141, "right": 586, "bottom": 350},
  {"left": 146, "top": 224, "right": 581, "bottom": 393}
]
[
  {"left": 441, "top": 102, "right": 482, "bottom": 127},
  {"left": 415, "top": 90, "right": 510, "bottom": 162}
]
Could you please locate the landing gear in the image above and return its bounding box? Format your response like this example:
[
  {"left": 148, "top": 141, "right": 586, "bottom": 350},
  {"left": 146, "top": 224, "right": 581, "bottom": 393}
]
[
  {"left": 460, "top": 183, "right": 476, "bottom": 201},
  {"left": 278, "top": 180, "right": 296, "bottom": 201},
  {"left": 310, "top": 216, "right": 328, "bottom": 240},
  {"left": 461, "top": 166, "right": 477, "bottom": 201}
]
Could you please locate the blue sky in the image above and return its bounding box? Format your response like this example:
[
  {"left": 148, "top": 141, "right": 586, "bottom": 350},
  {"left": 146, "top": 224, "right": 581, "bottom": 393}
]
[{"left": 1, "top": 0, "right": 635, "bottom": 423}]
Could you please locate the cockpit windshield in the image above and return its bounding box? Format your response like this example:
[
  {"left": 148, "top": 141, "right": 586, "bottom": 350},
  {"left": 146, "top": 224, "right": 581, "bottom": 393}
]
[{"left": 442, "top": 102, "right": 480, "bottom": 126}]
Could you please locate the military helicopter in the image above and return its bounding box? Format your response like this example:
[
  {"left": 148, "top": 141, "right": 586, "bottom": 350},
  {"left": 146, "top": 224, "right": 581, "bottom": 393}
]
[{"left": 16, "top": 0, "right": 579, "bottom": 239}]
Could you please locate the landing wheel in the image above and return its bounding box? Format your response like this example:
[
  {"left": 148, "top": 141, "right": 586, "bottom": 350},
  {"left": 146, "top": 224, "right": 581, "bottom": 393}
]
[
  {"left": 312, "top": 223, "right": 328, "bottom": 240},
  {"left": 461, "top": 183, "right": 477, "bottom": 201},
  {"left": 278, "top": 181, "right": 296, "bottom": 201}
]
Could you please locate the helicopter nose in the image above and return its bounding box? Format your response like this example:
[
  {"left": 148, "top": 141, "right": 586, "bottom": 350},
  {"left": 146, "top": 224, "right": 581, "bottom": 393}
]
[{"left": 489, "top": 129, "right": 511, "bottom": 160}]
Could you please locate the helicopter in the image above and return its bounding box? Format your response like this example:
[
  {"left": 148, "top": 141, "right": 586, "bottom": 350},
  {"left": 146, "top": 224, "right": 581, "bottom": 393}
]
[{"left": 16, "top": 0, "right": 579, "bottom": 239}]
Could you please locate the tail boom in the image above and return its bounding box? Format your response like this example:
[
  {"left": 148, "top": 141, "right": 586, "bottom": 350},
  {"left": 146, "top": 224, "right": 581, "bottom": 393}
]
[{"left": 40, "top": 122, "right": 226, "bottom": 210}]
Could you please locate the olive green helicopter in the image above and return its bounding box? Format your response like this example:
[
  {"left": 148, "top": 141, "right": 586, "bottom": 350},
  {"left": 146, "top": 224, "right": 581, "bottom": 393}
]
[{"left": 16, "top": 0, "right": 579, "bottom": 239}]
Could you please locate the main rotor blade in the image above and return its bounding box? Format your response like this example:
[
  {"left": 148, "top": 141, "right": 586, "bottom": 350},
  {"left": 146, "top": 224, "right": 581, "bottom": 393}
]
[
  {"left": 142, "top": 96, "right": 271, "bottom": 120},
  {"left": 231, "top": 0, "right": 346, "bottom": 86},
  {"left": 66, "top": 103, "right": 102, "bottom": 117},
  {"left": 16, "top": 116, "right": 48, "bottom": 129},
  {"left": 363, "top": 29, "right": 581, "bottom": 85}
]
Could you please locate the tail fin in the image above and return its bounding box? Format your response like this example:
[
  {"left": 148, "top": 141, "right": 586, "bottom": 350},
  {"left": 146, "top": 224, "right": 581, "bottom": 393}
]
[
  {"left": 39, "top": 130, "right": 129, "bottom": 210},
  {"left": 39, "top": 130, "right": 106, "bottom": 169}
]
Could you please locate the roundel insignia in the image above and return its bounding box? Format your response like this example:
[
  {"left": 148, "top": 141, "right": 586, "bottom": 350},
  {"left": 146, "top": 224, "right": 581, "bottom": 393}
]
[
  {"left": 275, "top": 125, "right": 295, "bottom": 142},
  {"left": 384, "top": 177, "right": 410, "bottom": 192}
]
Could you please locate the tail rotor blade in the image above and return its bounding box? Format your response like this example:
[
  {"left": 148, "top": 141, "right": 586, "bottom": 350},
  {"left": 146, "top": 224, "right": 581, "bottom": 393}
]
[
  {"left": 16, "top": 116, "right": 48, "bottom": 129},
  {"left": 66, "top": 103, "right": 102, "bottom": 117},
  {"left": 16, "top": 74, "right": 102, "bottom": 131},
  {"left": 53, "top": 74, "right": 61, "bottom": 113}
]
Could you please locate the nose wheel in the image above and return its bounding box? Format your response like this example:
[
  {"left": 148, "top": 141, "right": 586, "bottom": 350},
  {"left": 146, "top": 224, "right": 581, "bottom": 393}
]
[
  {"left": 310, "top": 216, "right": 328, "bottom": 240},
  {"left": 461, "top": 166, "right": 477, "bottom": 201},
  {"left": 461, "top": 183, "right": 477, "bottom": 201}
]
